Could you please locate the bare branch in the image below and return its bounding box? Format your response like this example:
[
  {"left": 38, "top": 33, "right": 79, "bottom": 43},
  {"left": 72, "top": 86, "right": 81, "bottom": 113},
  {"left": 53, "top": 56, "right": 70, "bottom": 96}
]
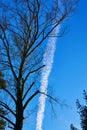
[
  {"left": 3, "top": 88, "right": 16, "bottom": 104},
  {"left": 23, "top": 89, "right": 58, "bottom": 111},
  {"left": 24, "top": 65, "right": 45, "bottom": 82},
  {"left": 0, "top": 114, "right": 15, "bottom": 126},
  {"left": 27, "top": 13, "right": 67, "bottom": 57},
  {"left": 39, "top": 91, "right": 58, "bottom": 103},
  {"left": 23, "top": 90, "right": 39, "bottom": 110},
  {"left": 0, "top": 25, "right": 17, "bottom": 80},
  {"left": 0, "top": 101, "right": 16, "bottom": 117},
  {"left": 22, "top": 82, "right": 35, "bottom": 101}
]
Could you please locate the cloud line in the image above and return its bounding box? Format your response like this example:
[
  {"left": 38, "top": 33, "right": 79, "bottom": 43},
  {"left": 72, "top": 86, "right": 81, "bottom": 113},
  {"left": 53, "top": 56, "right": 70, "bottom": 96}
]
[{"left": 36, "top": 26, "right": 60, "bottom": 130}]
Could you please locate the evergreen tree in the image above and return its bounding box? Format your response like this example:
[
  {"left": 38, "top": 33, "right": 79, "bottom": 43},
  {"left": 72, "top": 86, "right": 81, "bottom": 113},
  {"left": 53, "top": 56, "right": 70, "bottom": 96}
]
[
  {"left": 76, "top": 90, "right": 87, "bottom": 130},
  {"left": 70, "top": 124, "right": 79, "bottom": 130},
  {"left": 70, "top": 90, "right": 87, "bottom": 130}
]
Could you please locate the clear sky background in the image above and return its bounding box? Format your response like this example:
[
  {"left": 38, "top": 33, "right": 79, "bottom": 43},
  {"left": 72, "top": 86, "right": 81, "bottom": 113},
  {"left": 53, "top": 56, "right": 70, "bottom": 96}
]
[
  {"left": 44, "top": 0, "right": 87, "bottom": 130},
  {"left": 24, "top": 0, "right": 87, "bottom": 130},
  {"left": 3, "top": 0, "right": 87, "bottom": 130}
]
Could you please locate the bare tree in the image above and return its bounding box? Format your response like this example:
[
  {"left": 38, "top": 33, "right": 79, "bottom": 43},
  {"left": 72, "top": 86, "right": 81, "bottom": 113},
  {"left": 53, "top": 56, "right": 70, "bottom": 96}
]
[{"left": 0, "top": 0, "right": 79, "bottom": 130}]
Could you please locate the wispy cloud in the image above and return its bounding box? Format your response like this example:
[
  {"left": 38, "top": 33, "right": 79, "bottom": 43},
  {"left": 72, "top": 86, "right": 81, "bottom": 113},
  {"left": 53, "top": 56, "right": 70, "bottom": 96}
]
[{"left": 36, "top": 26, "right": 60, "bottom": 130}]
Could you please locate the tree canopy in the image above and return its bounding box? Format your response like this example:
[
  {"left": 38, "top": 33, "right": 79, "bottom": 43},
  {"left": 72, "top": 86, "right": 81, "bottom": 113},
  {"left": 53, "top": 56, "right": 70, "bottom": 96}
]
[
  {"left": 0, "top": 0, "right": 79, "bottom": 130},
  {"left": 76, "top": 90, "right": 87, "bottom": 130},
  {"left": 70, "top": 90, "right": 87, "bottom": 130}
]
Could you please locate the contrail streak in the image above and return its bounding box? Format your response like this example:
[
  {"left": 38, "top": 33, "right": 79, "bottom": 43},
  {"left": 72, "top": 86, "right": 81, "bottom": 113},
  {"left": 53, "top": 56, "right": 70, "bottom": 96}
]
[{"left": 36, "top": 26, "right": 60, "bottom": 130}]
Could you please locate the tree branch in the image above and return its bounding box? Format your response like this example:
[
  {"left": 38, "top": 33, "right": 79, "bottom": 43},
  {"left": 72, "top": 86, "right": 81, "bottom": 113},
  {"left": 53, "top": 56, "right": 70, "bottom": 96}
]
[
  {"left": 3, "top": 88, "right": 16, "bottom": 104},
  {"left": 23, "top": 90, "right": 39, "bottom": 110},
  {"left": 0, "top": 25, "right": 17, "bottom": 80},
  {"left": 0, "top": 101, "right": 16, "bottom": 117},
  {"left": 39, "top": 91, "right": 58, "bottom": 103},
  {"left": 0, "top": 114, "right": 15, "bottom": 126},
  {"left": 27, "top": 13, "right": 67, "bottom": 57},
  {"left": 24, "top": 65, "right": 45, "bottom": 83},
  {"left": 22, "top": 82, "right": 35, "bottom": 101},
  {"left": 23, "top": 90, "right": 58, "bottom": 111}
]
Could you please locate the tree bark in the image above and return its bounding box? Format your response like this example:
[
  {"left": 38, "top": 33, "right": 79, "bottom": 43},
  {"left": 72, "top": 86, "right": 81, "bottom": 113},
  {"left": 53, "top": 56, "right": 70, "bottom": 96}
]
[{"left": 14, "top": 84, "right": 23, "bottom": 130}]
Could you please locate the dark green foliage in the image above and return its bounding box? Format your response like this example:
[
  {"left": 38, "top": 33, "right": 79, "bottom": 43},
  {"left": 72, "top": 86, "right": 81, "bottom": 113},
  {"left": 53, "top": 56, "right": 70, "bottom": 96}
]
[
  {"left": 0, "top": 108, "right": 6, "bottom": 130},
  {"left": 0, "top": 71, "right": 6, "bottom": 89},
  {"left": 76, "top": 90, "right": 87, "bottom": 130},
  {"left": 70, "top": 90, "right": 87, "bottom": 130}
]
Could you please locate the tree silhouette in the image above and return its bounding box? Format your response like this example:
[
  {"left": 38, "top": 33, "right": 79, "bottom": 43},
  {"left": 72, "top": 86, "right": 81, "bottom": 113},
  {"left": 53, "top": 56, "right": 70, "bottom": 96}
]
[
  {"left": 0, "top": 0, "right": 79, "bottom": 130},
  {"left": 70, "top": 124, "right": 79, "bottom": 130},
  {"left": 70, "top": 90, "right": 87, "bottom": 130},
  {"left": 76, "top": 90, "right": 87, "bottom": 130},
  {"left": 0, "top": 71, "right": 6, "bottom": 130}
]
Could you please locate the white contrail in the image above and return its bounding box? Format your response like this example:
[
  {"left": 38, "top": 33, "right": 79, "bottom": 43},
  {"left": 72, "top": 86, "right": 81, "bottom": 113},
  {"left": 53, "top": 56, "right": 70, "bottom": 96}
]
[{"left": 36, "top": 26, "right": 60, "bottom": 130}]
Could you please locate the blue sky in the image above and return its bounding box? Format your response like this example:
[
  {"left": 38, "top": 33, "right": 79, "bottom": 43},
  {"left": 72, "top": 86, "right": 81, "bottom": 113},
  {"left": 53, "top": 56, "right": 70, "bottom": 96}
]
[
  {"left": 25, "top": 1, "right": 87, "bottom": 130},
  {"left": 2, "top": 0, "right": 87, "bottom": 130},
  {"left": 44, "top": 0, "right": 87, "bottom": 130}
]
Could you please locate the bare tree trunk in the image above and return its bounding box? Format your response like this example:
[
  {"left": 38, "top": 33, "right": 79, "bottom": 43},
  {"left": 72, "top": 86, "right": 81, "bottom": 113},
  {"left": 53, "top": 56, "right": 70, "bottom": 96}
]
[{"left": 14, "top": 83, "right": 23, "bottom": 130}]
